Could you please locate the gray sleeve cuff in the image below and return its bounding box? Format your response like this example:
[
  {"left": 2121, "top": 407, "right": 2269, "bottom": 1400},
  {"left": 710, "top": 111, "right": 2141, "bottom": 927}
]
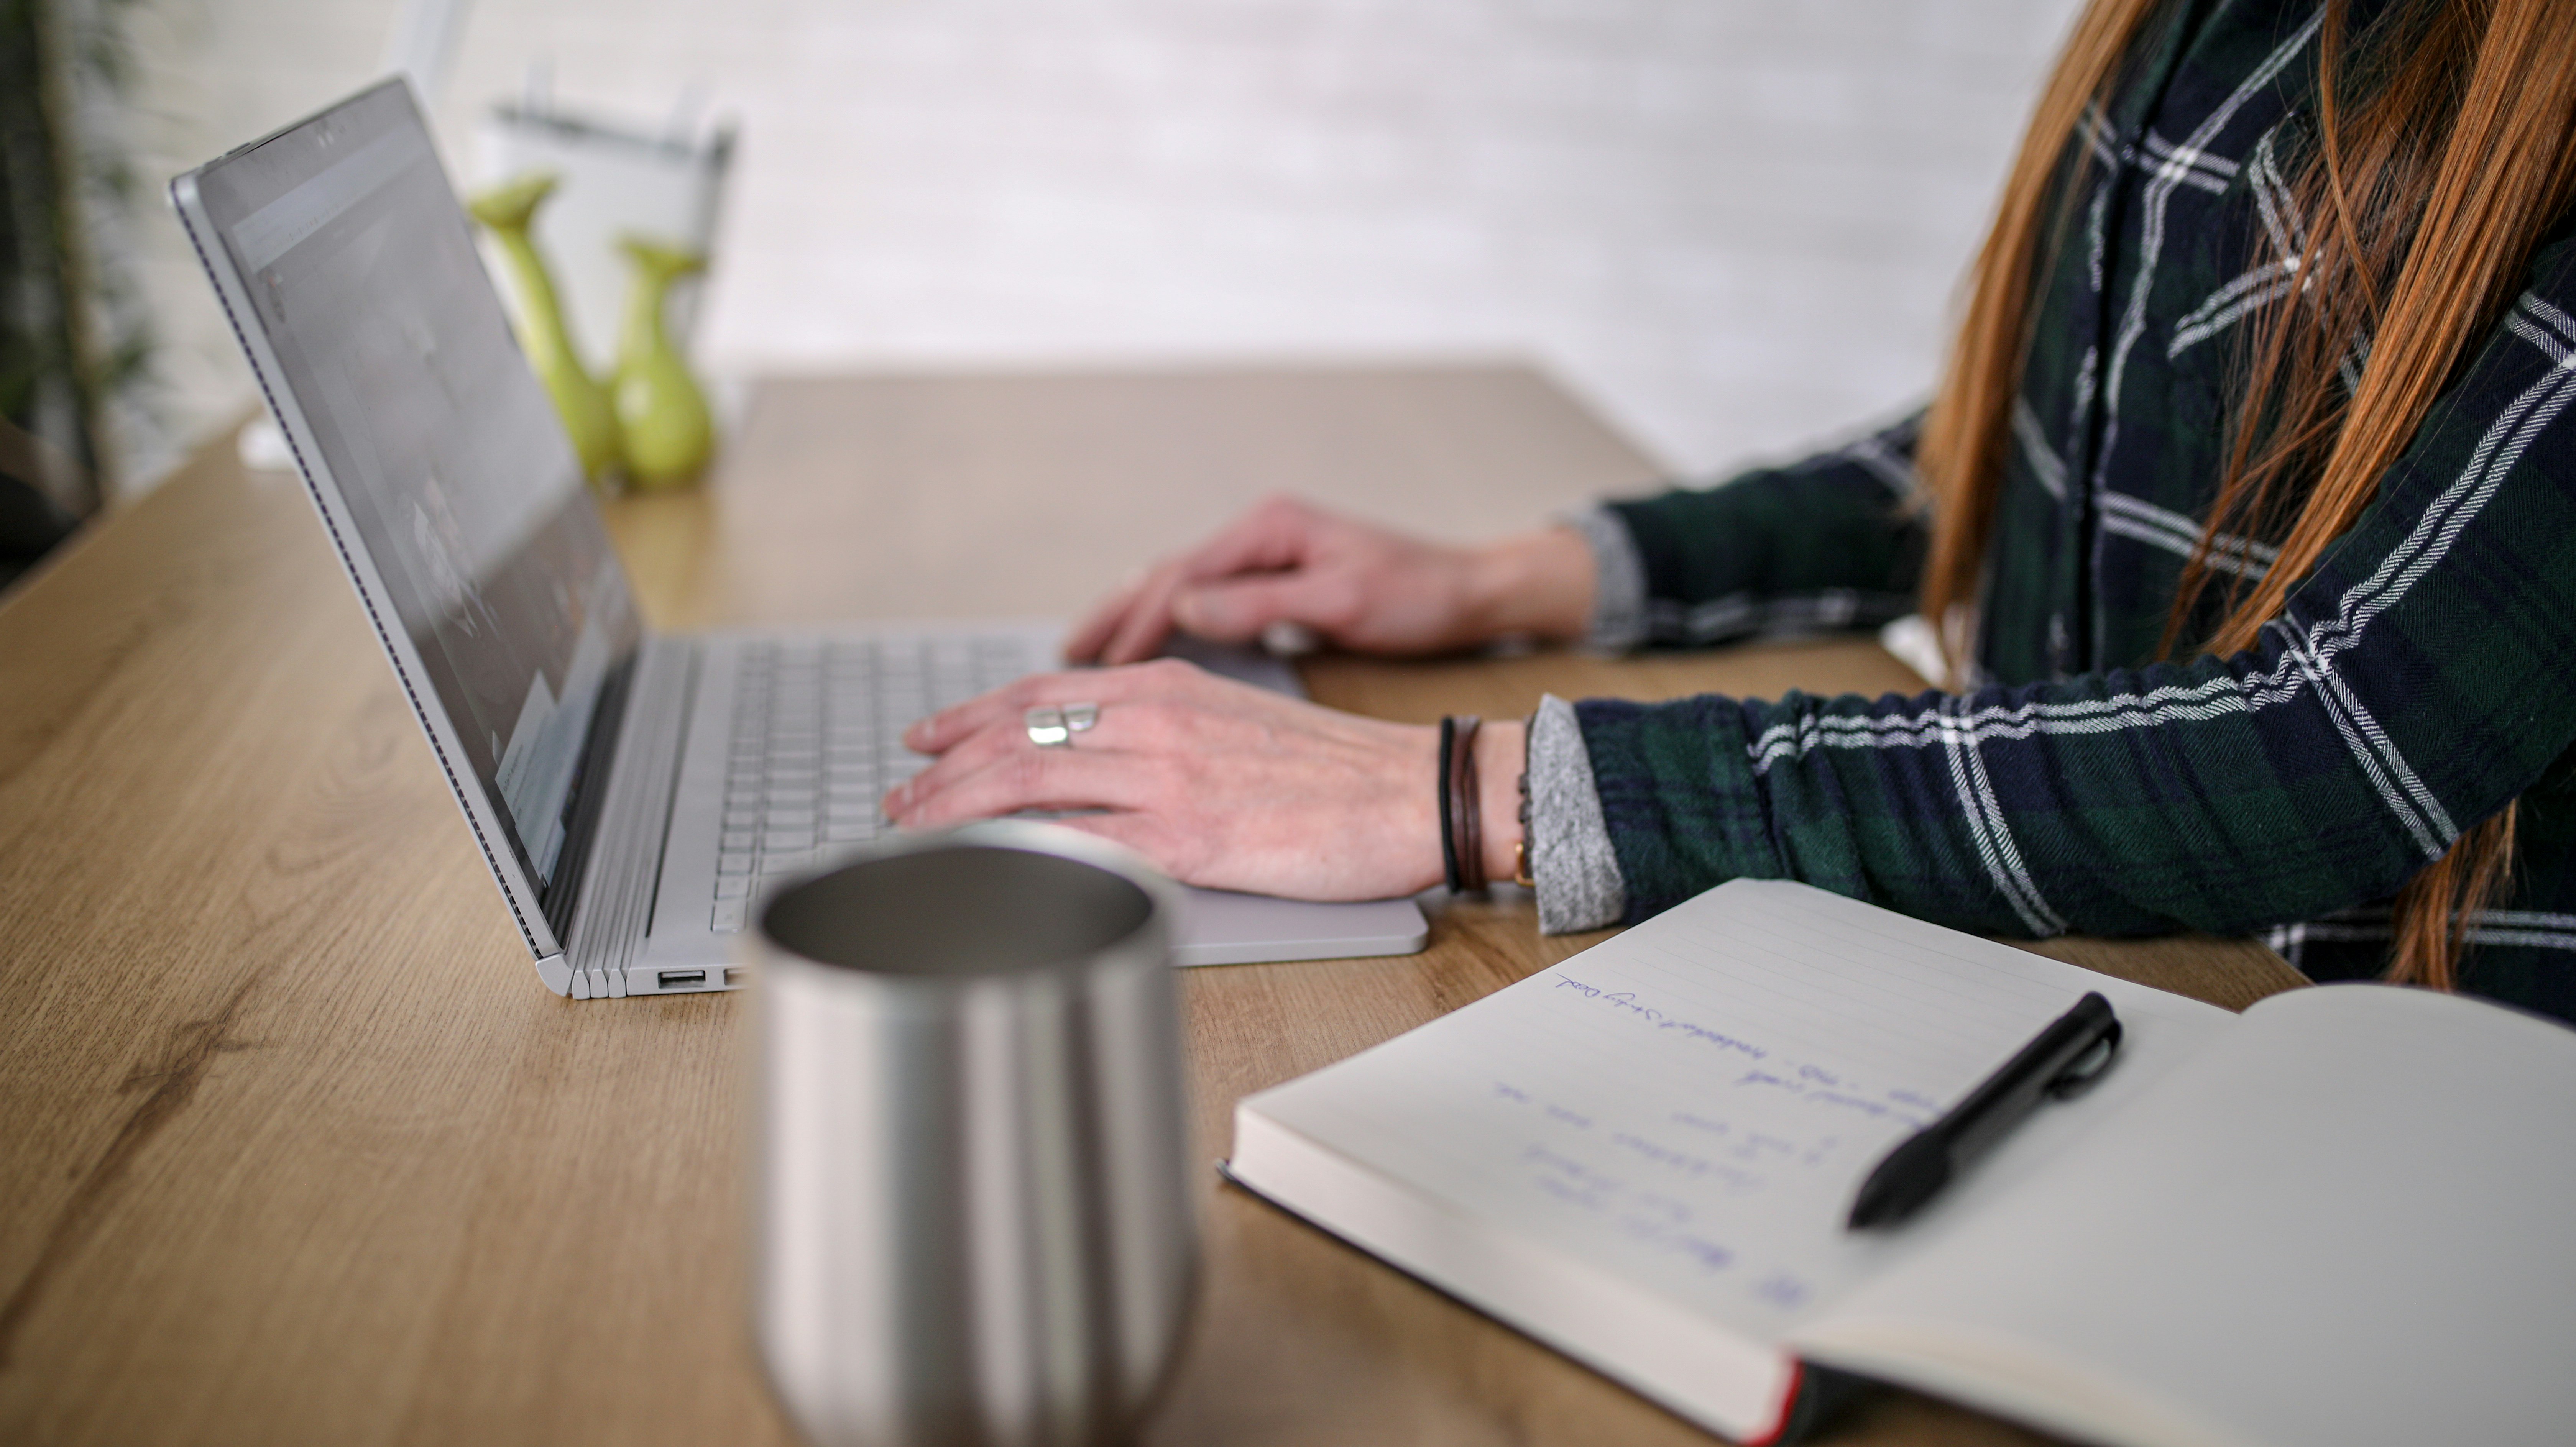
[
  {"left": 1526, "top": 694, "right": 1626, "bottom": 933},
  {"left": 1561, "top": 505, "right": 1648, "bottom": 654}
]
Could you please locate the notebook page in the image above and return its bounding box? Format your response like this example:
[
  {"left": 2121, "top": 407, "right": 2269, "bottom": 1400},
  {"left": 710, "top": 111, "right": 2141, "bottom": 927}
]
[
  {"left": 1792, "top": 984, "right": 2576, "bottom": 1447},
  {"left": 1241, "top": 880, "right": 2234, "bottom": 1340}
]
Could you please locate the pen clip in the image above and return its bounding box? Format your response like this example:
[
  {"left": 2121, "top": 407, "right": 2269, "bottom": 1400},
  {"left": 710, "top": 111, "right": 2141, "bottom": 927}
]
[{"left": 2044, "top": 1018, "right": 2123, "bottom": 1099}]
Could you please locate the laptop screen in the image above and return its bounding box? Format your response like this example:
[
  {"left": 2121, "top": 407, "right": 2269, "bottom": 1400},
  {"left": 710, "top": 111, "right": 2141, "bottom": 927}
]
[{"left": 189, "top": 84, "right": 641, "bottom": 914}]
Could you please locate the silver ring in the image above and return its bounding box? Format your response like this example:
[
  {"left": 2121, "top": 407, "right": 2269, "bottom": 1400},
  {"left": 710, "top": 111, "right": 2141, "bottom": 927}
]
[{"left": 1026, "top": 702, "right": 1101, "bottom": 748}]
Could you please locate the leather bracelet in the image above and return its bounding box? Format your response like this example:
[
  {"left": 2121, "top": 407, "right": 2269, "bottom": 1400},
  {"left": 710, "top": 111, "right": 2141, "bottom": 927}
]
[
  {"left": 1442, "top": 715, "right": 1486, "bottom": 892},
  {"left": 1458, "top": 715, "right": 1485, "bottom": 892},
  {"left": 1436, "top": 717, "right": 1461, "bottom": 893}
]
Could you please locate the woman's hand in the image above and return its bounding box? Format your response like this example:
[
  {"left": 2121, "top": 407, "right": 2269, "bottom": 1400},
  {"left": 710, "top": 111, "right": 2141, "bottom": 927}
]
[
  {"left": 887, "top": 659, "right": 1525, "bottom": 900},
  {"left": 1065, "top": 495, "right": 1597, "bottom": 666}
]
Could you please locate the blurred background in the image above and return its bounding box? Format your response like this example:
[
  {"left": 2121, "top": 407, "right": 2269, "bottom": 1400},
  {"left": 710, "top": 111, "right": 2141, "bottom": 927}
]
[{"left": 7, "top": 0, "right": 2081, "bottom": 550}]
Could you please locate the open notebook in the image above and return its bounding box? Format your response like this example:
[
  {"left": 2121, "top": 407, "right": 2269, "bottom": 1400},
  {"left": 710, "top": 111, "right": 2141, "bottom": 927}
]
[{"left": 1226, "top": 880, "right": 2576, "bottom": 1447}]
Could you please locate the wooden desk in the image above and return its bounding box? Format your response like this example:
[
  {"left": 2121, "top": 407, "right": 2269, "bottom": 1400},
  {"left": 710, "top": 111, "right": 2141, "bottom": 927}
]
[{"left": 0, "top": 366, "right": 2304, "bottom": 1447}]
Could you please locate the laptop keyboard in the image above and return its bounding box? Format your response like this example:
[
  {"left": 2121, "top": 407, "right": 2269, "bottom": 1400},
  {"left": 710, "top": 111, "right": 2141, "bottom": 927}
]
[{"left": 710, "top": 634, "right": 1041, "bottom": 932}]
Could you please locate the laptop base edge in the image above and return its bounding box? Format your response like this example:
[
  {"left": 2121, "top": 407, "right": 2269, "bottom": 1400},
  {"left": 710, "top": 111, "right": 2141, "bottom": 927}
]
[{"left": 565, "top": 636, "right": 698, "bottom": 998}]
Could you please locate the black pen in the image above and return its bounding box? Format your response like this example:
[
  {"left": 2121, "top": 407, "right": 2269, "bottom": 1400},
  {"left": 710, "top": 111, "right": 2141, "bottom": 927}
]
[{"left": 1846, "top": 991, "right": 2123, "bottom": 1230}]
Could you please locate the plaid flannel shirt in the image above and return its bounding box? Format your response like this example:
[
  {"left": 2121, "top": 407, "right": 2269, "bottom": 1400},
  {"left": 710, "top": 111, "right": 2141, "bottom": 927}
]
[{"left": 1544, "top": 0, "right": 2576, "bottom": 1025}]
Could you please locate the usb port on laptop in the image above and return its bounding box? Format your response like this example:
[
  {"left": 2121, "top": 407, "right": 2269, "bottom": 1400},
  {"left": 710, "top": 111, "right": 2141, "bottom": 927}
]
[{"left": 657, "top": 970, "right": 708, "bottom": 989}]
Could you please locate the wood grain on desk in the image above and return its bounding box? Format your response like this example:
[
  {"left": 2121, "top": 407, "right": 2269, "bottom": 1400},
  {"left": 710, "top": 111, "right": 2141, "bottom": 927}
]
[{"left": 0, "top": 366, "right": 2304, "bottom": 1447}]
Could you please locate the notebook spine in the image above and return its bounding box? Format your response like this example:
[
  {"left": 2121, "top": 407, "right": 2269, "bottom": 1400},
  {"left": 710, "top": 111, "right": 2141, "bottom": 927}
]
[{"left": 1764, "top": 1362, "right": 1872, "bottom": 1445}]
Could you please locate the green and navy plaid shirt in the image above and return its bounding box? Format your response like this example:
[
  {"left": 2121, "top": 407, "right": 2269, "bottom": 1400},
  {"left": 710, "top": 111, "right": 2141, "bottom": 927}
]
[{"left": 1562, "top": 0, "right": 2576, "bottom": 1024}]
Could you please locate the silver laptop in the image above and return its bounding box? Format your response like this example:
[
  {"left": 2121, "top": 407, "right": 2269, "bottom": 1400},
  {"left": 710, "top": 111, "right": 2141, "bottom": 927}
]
[{"left": 171, "top": 80, "right": 1426, "bottom": 999}]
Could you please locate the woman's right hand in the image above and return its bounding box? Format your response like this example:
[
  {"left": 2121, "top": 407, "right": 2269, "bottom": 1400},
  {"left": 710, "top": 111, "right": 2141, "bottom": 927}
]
[{"left": 1065, "top": 494, "right": 1598, "bottom": 665}]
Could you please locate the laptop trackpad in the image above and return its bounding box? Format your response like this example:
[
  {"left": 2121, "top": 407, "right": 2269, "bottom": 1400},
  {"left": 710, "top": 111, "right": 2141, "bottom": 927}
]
[{"left": 1170, "top": 888, "right": 1427, "bottom": 968}]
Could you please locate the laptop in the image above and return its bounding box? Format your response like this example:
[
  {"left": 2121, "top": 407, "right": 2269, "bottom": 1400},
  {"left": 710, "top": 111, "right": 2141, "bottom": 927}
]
[{"left": 171, "top": 80, "right": 1426, "bottom": 999}]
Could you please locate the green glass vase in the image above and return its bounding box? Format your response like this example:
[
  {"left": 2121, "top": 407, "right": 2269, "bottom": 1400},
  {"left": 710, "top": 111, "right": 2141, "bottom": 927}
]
[
  {"left": 466, "top": 173, "right": 621, "bottom": 487},
  {"left": 613, "top": 237, "right": 715, "bottom": 492}
]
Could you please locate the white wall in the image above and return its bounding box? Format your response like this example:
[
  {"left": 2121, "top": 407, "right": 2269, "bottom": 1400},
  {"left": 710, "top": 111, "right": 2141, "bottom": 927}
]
[{"left": 120, "top": 0, "right": 2081, "bottom": 492}]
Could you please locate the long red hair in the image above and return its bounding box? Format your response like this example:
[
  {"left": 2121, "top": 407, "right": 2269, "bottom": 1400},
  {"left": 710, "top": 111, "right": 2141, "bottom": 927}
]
[{"left": 1916, "top": 0, "right": 2576, "bottom": 987}]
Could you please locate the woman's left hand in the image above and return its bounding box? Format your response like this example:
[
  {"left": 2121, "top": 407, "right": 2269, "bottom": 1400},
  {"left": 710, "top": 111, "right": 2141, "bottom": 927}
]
[{"left": 887, "top": 660, "right": 1502, "bottom": 901}]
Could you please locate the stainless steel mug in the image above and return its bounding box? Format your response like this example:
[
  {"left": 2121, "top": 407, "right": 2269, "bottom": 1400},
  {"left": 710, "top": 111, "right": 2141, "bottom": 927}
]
[{"left": 748, "top": 822, "right": 1199, "bottom": 1447}]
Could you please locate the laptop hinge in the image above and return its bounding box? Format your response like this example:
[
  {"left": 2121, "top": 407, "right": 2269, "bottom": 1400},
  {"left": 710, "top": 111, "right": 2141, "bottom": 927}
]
[{"left": 561, "top": 635, "right": 696, "bottom": 998}]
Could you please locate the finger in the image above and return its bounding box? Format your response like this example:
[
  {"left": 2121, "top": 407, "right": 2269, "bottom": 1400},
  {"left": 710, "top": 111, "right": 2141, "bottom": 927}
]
[
  {"left": 894, "top": 676, "right": 1202, "bottom": 820},
  {"left": 900, "top": 703, "right": 1096, "bottom": 795},
  {"left": 1063, "top": 573, "right": 1147, "bottom": 664},
  {"left": 904, "top": 659, "right": 1202, "bottom": 753},
  {"left": 1172, "top": 570, "right": 1357, "bottom": 645},
  {"left": 1097, "top": 500, "right": 1326, "bottom": 664},
  {"left": 904, "top": 673, "right": 1052, "bottom": 753},
  {"left": 905, "top": 669, "right": 1111, "bottom": 753},
  {"left": 1100, "top": 561, "right": 1194, "bottom": 666},
  {"left": 890, "top": 745, "right": 1157, "bottom": 829}
]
